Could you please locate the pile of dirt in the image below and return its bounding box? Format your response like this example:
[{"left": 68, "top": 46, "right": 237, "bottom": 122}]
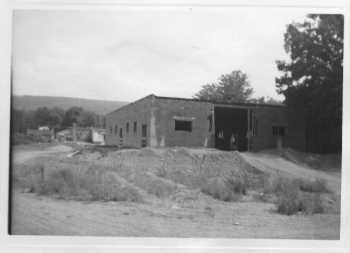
[{"left": 90, "top": 147, "right": 265, "bottom": 202}]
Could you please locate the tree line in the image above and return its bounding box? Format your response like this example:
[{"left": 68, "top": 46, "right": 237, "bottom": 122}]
[
  {"left": 194, "top": 14, "right": 343, "bottom": 153},
  {"left": 12, "top": 106, "right": 105, "bottom": 134}
]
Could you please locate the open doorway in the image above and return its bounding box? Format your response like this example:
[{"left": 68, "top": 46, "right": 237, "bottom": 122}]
[{"left": 214, "top": 106, "right": 248, "bottom": 151}]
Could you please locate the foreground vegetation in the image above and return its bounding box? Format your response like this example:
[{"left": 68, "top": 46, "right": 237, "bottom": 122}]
[{"left": 13, "top": 146, "right": 340, "bottom": 216}]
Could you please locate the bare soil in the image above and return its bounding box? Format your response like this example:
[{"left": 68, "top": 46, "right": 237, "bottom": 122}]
[{"left": 10, "top": 144, "right": 341, "bottom": 239}]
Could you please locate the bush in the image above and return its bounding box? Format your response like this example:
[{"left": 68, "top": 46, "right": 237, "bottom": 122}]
[
  {"left": 294, "top": 178, "right": 329, "bottom": 193},
  {"left": 200, "top": 175, "right": 247, "bottom": 202},
  {"left": 224, "top": 174, "right": 248, "bottom": 195},
  {"left": 262, "top": 176, "right": 327, "bottom": 215},
  {"left": 276, "top": 192, "right": 325, "bottom": 215},
  {"left": 299, "top": 193, "right": 324, "bottom": 214},
  {"left": 263, "top": 176, "right": 329, "bottom": 195},
  {"left": 275, "top": 180, "right": 302, "bottom": 215}
]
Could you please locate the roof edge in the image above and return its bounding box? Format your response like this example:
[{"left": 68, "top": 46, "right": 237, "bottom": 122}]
[
  {"left": 106, "top": 94, "right": 155, "bottom": 116},
  {"left": 154, "top": 95, "right": 285, "bottom": 108}
]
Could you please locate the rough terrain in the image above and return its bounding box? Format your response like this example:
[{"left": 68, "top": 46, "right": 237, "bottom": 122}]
[{"left": 10, "top": 144, "right": 341, "bottom": 239}]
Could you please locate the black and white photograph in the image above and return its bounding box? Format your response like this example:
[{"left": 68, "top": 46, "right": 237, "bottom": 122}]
[{"left": 8, "top": 6, "right": 344, "bottom": 240}]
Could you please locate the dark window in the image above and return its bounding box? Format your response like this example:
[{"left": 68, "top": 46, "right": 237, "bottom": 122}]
[
  {"left": 110, "top": 126, "right": 113, "bottom": 134},
  {"left": 141, "top": 139, "right": 147, "bottom": 147},
  {"left": 133, "top": 121, "right": 137, "bottom": 135},
  {"left": 119, "top": 128, "right": 123, "bottom": 138},
  {"left": 114, "top": 125, "right": 118, "bottom": 135},
  {"left": 126, "top": 122, "right": 129, "bottom": 134},
  {"left": 142, "top": 124, "right": 147, "bottom": 137},
  {"left": 272, "top": 126, "right": 286, "bottom": 136},
  {"left": 175, "top": 120, "right": 192, "bottom": 132}
]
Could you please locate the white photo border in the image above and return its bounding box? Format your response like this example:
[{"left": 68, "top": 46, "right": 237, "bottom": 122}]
[{"left": 0, "top": 0, "right": 349, "bottom": 252}]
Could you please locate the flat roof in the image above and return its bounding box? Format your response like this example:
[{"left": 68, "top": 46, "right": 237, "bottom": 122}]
[
  {"left": 107, "top": 94, "right": 285, "bottom": 115},
  {"left": 154, "top": 95, "right": 285, "bottom": 108}
]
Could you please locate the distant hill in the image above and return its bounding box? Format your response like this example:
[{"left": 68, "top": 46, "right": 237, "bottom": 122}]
[{"left": 12, "top": 95, "right": 129, "bottom": 115}]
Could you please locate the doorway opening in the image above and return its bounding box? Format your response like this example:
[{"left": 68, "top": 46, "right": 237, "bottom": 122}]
[{"left": 214, "top": 106, "right": 248, "bottom": 151}]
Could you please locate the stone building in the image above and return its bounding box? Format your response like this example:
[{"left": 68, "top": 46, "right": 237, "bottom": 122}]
[{"left": 105, "top": 94, "right": 305, "bottom": 151}]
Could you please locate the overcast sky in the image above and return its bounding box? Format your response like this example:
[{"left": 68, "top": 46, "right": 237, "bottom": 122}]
[{"left": 12, "top": 8, "right": 310, "bottom": 102}]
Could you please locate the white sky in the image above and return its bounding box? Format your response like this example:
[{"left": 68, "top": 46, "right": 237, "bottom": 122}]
[{"left": 12, "top": 8, "right": 310, "bottom": 102}]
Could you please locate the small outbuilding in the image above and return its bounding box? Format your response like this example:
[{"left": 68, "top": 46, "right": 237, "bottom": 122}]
[{"left": 105, "top": 94, "right": 305, "bottom": 151}]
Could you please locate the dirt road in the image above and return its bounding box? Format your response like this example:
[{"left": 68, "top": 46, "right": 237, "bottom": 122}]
[
  {"left": 241, "top": 152, "right": 341, "bottom": 194},
  {"left": 12, "top": 144, "right": 72, "bottom": 164}
]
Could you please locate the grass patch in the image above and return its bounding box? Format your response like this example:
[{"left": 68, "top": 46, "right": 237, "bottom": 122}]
[{"left": 15, "top": 163, "right": 144, "bottom": 202}]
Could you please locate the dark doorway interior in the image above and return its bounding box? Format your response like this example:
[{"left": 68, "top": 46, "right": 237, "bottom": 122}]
[{"left": 214, "top": 106, "right": 248, "bottom": 151}]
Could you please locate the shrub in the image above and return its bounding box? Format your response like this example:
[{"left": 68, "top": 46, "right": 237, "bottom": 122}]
[
  {"left": 275, "top": 180, "right": 301, "bottom": 215},
  {"left": 201, "top": 177, "right": 243, "bottom": 202},
  {"left": 298, "top": 193, "right": 324, "bottom": 214},
  {"left": 263, "top": 176, "right": 327, "bottom": 215},
  {"left": 274, "top": 179, "right": 325, "bottom": 215},
  {"left": 224, "top": 174, "right": 248, "bottom": 195},
  {"left": 294, "top": 178, "right": 329, "bottom": 193}
]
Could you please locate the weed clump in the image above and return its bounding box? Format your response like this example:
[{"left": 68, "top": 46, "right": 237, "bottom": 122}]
[
  {"left": 264, "top": 176, "right": 327, "bottom": 215},
  {"left": 200, "top": 172, "right": 248, "bottom": 202},
  {"left": 294, "top": 178, "right": 329, "bottom": 193},
  {"left": 18, "top": 165, "right": 144, "bottom": 202}
]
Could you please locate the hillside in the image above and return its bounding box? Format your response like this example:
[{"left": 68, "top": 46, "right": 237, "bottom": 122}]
[{"left": 12, "top": 95, "right": 128, "bottom": 115}]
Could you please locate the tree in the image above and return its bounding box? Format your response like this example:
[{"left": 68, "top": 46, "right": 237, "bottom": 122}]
[
  {"left": 79, "top": 110, "right": 97, "bottom": 127},
  {"left": 48, "top": 107, "right": 65, "bottom": 128},
  {"left": 194, "top": 70, "right": 253, "bottom": 103},
  {"left": 276, "top": 14, "right": 343, "bottom": 153},
  {"left": 62, "top": 107, "right": 83, "bottom": 127},
  {"left": 62, "top": 107, "right": 99, "bottom": 127},
  {"left": 33, "top": 107, "right": 51, "bottom": 127},
  {"left": 249, "top": 96, "right": 282, "bottom": 105}
]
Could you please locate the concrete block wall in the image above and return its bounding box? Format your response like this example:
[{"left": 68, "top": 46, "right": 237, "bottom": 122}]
[
  {"left": 250, "top": 106, "right": 289, "bottom": 151},
  {"left": 105, "top": 94, "right": 305, "bottom": 151},
  {"left": 105, "top": 96, "right": 152, "bottom": 147},
  {"left": 151, "top": 98, "right": 214, "bottom": 147}
]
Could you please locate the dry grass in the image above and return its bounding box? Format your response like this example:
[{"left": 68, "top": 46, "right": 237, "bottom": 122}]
[
  {"left": 261, "top": 175, "right": 328, "bottom": 215},
  {"left": 14, "top": 161, "right": 144, "bottom": 202},
  {"left": 13, "top": 146, "right": 337, "bottom": 215}
]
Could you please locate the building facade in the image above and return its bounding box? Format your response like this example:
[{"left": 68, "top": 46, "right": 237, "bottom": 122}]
[{"left": 105, "top": 94, "right": 305, "bottom": 151}]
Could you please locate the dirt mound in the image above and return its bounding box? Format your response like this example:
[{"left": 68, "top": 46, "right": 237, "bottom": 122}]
[
  {"left": 15, "top": 146, "right": 267, "bottom": 204},
  {"left": 93, "top": 147, "right": 265, "bottom": 202}
]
